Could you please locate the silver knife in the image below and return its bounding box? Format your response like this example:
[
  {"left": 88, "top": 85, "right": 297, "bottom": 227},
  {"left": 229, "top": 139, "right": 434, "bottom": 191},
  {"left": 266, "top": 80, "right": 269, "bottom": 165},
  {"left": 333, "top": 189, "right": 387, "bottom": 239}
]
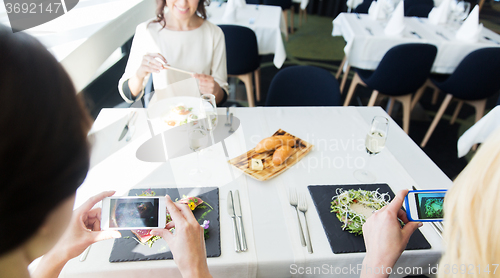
[
  {"left": 118, "top": 111, "right": 137, "bottom": 141},
  {"left": 234, "top": 190, "right": 247, "bottom": 251},
  {"left": 227, "top": 191, "right": 241, "bottom": 252}
]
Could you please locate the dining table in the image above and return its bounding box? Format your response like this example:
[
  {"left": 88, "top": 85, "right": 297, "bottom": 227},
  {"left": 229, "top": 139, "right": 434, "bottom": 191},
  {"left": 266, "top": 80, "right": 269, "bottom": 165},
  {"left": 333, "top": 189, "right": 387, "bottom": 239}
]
[
  {"left": 332, "top": 12, "right": 500, "bottom": 74},
  {"left": 206, "top": 2, "right": 287, "bottom": 69},
  {"left": 55, "top": 101, "right": 452, "bottom": 278}
]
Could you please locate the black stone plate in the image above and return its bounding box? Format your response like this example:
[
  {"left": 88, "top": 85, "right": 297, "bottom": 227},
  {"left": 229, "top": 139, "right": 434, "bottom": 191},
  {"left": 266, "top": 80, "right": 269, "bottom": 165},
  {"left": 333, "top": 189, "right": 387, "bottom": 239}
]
[
  {"left": 307, "top": 184, "right": 431, "bottom": 254},
  {"left": 109, "top": 187, "right": 220, "bottom": 262}
]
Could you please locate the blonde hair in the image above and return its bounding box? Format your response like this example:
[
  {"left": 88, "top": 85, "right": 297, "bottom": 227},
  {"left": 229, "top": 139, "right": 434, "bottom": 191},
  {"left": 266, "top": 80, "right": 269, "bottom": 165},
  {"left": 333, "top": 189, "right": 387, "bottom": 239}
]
[{"left": 439, "top": 128, "right": 500, "bottom": 278}]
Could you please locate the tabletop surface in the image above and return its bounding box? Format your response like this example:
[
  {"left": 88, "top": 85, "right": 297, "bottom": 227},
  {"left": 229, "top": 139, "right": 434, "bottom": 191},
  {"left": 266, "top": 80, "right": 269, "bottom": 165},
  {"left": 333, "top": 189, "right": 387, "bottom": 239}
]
[
  {"left": 58, "top": 105, "right": 451, "bottom": 278},
  {"left": 333, "top": 12, "right": 500, "bottom": 74}
]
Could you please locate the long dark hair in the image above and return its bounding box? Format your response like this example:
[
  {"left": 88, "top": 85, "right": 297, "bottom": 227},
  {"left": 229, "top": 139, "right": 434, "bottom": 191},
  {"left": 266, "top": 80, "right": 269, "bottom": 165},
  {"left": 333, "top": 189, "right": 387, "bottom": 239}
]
[
  {"left": 0, "top": 25, "right": 92, "bottom": 256},
  {"left": 151, "top": 0, "right": 211, "bottom": 29}
]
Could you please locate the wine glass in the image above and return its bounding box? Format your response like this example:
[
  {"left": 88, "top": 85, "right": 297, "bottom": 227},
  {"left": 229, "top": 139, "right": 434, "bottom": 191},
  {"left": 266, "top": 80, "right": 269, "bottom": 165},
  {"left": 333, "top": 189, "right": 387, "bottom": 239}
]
[
  {"left": 451, "top": 0, "right": 471, "bottom": 25},
  {"left": 200, "top": 94, "right": 218, "bottom": 151},
  {"left": 187, "top": 115, "right": 211, "bottom": 181},
  {"left": 354, "top": 116, "right": 389, "bottom": 182}
]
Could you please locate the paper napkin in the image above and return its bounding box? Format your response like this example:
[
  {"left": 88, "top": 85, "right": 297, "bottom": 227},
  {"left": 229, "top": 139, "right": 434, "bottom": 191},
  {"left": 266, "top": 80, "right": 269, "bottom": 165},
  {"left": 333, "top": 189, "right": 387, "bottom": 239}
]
[
  {"left": 428, "top": 0, "right": 451, "bottom": 25},
  {"left": 384, "top": 1, "right": 405, "bottom": 36},
  {"left": 222, "top": 0, "right": 238, "bottom": 22},
  {"left": 369, "top": 1, "right": 386, "bottom": 20},
  {"left": 456, "top": 5, "right": 482, "bottom": 42}
]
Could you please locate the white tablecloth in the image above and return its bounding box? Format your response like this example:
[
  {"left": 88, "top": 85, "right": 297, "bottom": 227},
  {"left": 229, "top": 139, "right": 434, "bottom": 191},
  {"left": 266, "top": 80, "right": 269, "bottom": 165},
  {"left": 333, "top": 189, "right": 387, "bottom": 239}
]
[
  {"left": 59, "top": 106, "right": 451, "bottom": 278},
  {"left": 0, "top": 0, "right": 156, "bottom": 92},
  {"left": 207, "top": 3, "right": 287, "bottom": 68},
  {"left": 457, "top": 106, "right": 500, "bottom": 158},
  {"left": 332, "top": 13, "right": 500, "bottom": 74}
]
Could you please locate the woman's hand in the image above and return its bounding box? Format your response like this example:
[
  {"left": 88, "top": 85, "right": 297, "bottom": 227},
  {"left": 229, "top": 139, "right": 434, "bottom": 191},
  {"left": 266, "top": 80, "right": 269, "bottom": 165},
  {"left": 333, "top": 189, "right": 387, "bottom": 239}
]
[
  {"left": 53, "top": 191, "right": 122, "bottom": 260},
  {"left": 151, "top": 195, "right": 212, "bottom": 278},
  {"left": 136, "top": 53, "right": 167, "bottom": 80},
  {"left": 32, "top": 191, "right": 122, "bottom": 278},
  {"left": 360, "top": 189, "right": 422, "bottom": 278},
  {"left": 128, "top": 53, "right": 167, "bottom": 97},
  {"left": 193, "top": 73, "right": 224, "bottom": 104}
]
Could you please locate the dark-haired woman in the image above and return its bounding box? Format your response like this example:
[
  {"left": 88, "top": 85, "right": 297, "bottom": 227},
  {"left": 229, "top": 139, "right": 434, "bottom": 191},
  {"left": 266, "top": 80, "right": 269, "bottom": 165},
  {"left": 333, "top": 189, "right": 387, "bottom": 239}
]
[
  {"left": 118, "top": 0, "right": 228, "bottom": 105},
  {"left": 0, "top": 25, "right": 212, "bottom": 278}
]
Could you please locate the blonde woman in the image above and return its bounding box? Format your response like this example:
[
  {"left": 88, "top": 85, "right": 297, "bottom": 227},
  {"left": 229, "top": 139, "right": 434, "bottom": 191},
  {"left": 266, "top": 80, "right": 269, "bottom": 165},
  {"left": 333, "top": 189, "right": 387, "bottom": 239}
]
[
  {"left": 362, "top": 128, "right": 500, "bottom": 278},
  {"left": 438, "top": 127, "right": 500, "bottom": 278}
]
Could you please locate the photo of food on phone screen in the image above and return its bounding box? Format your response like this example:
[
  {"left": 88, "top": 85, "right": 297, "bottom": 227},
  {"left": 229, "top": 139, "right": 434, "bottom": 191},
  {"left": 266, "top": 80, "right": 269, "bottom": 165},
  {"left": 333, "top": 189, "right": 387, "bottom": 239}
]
[
  {"left": 415, "top": 193, "right": 445, "bottom": 220},
  {"left": 110, "top": 198, "right": 160, "bottom": 228}
]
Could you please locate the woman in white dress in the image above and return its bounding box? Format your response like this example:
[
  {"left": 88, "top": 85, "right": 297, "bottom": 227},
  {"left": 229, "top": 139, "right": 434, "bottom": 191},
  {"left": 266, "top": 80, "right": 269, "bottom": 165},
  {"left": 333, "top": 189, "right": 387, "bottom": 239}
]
[{"left": 118, "top": 0, "right": 228, "bottom": 105}]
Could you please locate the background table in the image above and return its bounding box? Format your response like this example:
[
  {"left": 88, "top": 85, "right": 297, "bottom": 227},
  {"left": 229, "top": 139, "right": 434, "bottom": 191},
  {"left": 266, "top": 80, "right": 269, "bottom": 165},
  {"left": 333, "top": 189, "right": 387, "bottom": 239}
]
[
  {"left": 0, "top": 0, "right": 155, "bottom": 92},
  {"left": 207, "top": 2, "right": 287, "bottom": 68},
  {"left": 333, "top": 12, "right": 500, "bottom": 74},
  {"left": 59, "top": 106, "right": 452, "bottom": 278}
]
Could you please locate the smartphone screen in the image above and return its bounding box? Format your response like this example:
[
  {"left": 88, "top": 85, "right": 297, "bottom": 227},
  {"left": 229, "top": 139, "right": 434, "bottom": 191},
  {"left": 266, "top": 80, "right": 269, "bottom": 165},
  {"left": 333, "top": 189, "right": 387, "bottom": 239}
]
[
  {"left": 414, "top": 192, "right": 445, "bottom": 220},
  {"left": 110, "top": 198, "right": 160, "bottom": 228},
  {"left": 405, "top": 190, "right": 447, "bottom": 222}
]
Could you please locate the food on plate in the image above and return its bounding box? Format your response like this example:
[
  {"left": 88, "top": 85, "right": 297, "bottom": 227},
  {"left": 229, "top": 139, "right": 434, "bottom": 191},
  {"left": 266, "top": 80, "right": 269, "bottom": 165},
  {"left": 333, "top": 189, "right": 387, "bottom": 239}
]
[
  {"left": 255, "top": 136, "right": 295, "bottom": 153},
  {"left": 129, "top": 190, "right": 212, "bottom": 247},
  {"left": 272, "top": 145, "right": 294, "bottom": 166},
  {"left": 250, "top": 158, "right": 264, "bottom": 170},
  {"left": 161, "top": 104, "right": 194, "bottom": 126},
  {"left": 330, "top": 188, "right": 390, "bottom": 235},
  {"left": 177, "top": 196, "right": 204, "bottom": 210},
  {"left": 131, "top": 229, "right": 156, "bottom": 244}
]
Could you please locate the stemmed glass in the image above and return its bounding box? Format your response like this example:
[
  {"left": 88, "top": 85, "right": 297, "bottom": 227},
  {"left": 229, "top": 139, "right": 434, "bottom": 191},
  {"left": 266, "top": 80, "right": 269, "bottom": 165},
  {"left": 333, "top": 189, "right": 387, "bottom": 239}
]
[
  {"left": 200, "top": 94, "right": 218, "bottom": 151},
  {"left": 354, "top": 116, "right": 389, "bottom": 182},
  {"left": 187, "top": 114, "right": 211, "bottom": 181}
]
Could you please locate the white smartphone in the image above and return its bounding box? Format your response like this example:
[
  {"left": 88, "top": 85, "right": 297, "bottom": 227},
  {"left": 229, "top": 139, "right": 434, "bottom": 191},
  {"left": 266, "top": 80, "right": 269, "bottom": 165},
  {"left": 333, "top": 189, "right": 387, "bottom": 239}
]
[
  {"left": 404, "top": 190, "right": 447, "bottom": 222},
  {"left": 101, "top": 196, "right": 166, "bottom": 230}
]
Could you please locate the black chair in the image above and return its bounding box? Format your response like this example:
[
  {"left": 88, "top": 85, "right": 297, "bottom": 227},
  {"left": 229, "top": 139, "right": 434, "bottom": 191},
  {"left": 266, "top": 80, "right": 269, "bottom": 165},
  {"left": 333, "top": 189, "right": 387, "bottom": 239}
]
[
  {"left": 415, "top": 48, "right": 500, "bottom": 147},
  {"left": 405, "top": 4, "right": 433, "bottom": 17},
  {"left": 404, "top": 0, "right": 433, "bottom": 17},
  {"left": 263, "top": 0, "right": 293, "bottom": 40},
  {"left": 336, "top": 0, "right": 374, "bottom": 89},
  {"left": 344, "top": 43, "right": 437, "bottom": 134},
  {"left": 353, "top": 0, "right": 373, "bottom": 13},
  {"left": 336, "top": 0, "right": 372, "bottom": 92},
  {"left": 219, "top": 25, "right": 261, "bottom": 107},
  {"left": 265, "top": 66, "right": 341, "bottom": 106}
]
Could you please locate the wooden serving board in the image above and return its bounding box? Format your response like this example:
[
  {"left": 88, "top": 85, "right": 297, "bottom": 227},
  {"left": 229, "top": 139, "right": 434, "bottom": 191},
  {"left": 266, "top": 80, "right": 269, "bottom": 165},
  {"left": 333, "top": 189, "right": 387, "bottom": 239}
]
[{"left": 228, "top": 129, "right": 313, "bottom": 181}]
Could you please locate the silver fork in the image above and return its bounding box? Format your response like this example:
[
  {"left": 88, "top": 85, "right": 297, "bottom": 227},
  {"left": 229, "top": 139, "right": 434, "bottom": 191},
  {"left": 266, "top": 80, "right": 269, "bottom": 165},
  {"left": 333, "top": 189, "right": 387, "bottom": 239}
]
[
  {"left": 298, "top": 195, "right": 313, "bottom": 254},
  {"left": 289, "top": 188, "right": 306, "bottom": 247}
]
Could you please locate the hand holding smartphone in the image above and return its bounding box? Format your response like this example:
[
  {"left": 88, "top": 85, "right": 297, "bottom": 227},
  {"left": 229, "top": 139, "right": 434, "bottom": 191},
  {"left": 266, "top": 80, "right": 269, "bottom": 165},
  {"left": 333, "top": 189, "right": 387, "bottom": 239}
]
[
  {"left": 101, "top": 197, "right": 167, "bottom": 230},
  {"left": 404, "top": 190, "right": 447, "bottom": 222}
]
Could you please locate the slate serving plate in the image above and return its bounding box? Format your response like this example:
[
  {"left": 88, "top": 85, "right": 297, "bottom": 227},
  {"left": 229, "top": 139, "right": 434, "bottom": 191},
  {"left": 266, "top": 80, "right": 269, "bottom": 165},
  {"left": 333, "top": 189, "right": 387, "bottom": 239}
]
[
  {"left": 308, "top": 184, "right": 431, "bottom": 254},
  {"left": 109, "top": 187, "right": 220, "bottom": 262}
]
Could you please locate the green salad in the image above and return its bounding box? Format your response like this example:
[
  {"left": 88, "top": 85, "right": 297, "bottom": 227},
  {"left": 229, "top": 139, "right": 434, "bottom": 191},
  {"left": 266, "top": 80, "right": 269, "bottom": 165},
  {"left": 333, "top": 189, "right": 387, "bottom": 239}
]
[{"left": 330, "top": 188, "right": 390, "bottom": 235}]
